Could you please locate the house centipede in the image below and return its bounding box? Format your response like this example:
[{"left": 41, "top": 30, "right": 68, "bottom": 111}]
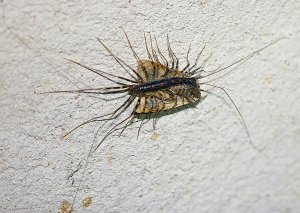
[{"left": 43, "top": 32, "right": 282, "bottom": 154}]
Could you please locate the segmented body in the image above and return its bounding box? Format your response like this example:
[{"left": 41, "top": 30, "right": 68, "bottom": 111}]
[
  {"left": 132, "top": 60, "right": 201, "bottom": 114},
  {"left": 133, "top": 77, "right": 197, "bottom": 93}
]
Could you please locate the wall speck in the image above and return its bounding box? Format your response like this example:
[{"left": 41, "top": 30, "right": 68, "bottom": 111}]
[
  {"left": 150, "top": 132, "right": 160, "bottom": 141},
  {"left": 264, "top": 75, "right": 274, "bottom": 84},
  {"left": 57, "top": 200, "right": 73, "bottom": 213},
  {"left": 106, "top": 146, "right": 114, "bottom": 164},
  {"left": 36, "top": 80, "right": 54, "bottom": 93},
  {"left": 198, "top": 0, "right": 207, "bottom": 9},
  {"left": 82, "top": 197, "right": 92, "bottom": 208}
]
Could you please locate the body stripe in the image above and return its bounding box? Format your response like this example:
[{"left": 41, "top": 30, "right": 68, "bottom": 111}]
[{"left": 133, "top": 77, "right": 197, "bottom": 92}]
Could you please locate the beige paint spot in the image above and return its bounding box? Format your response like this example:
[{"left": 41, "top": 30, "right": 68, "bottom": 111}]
[
  {"left": 264, "top": 75, "right": 273, "bottom": 84},
  {"left": 0, "top": 79, "right": 7, "bottom": 94},
  {"left": 106, "top": 146, "right": 114, "bottom": 164},
  {"left": 199, "top": 0, "right": 207, "bottom": 8},
  {"left": 150, "top": 132, "right": 160, "bottom": 141},
  {"left": 57, "top": 200, "right": 73, "bottom": 213},
  {"left": 82, "top": 197, "right": 93, "bottom": 208},
  {"left": 206, "top": 106, "right": 216, "bottom": 113},
  {"left": 36, "top": 80, "right": 54, "bottom": 93},
  {"left": 65, "top": 143, "right": 74, "bottom": 155}
]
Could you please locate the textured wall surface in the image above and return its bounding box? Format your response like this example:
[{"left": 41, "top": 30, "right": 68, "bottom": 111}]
[{"left": 1, "top": 0, "right": 300, "bottom": 212}]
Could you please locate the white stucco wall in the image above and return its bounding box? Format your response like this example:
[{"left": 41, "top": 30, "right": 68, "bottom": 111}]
[{"left": 1, "top": 0, "right": 300, "bottom": 212}]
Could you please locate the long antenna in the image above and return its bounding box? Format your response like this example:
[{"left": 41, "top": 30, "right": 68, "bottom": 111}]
[
  {"left": 196, "top": 38, "right": 285, "bottom": 79},
  {"left": 201, "top": 84, "right": 262, "bottom": 152}
]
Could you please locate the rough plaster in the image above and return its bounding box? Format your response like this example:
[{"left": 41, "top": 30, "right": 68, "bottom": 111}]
[{"left": 1, "top": 0, "right": 300, "bottom": 212}]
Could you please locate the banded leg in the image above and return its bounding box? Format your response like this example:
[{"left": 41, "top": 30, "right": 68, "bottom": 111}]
[
  {"left": 182, "top": 44, "right": 192, "bottom": 74},
  {"left": 61, "top": 95, "right": 136, "bottom": 138},
  {"left": 186, "top": 44, "right": 206, "bottom": 74},
  {"left": 66, "top": 58, "right": 137, "bottom": 85},
  {"left": 96, "top": 37, "right": 143, "bottom": 82}
]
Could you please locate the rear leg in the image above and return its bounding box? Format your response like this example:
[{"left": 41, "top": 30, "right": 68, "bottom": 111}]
[
  {"left": 93, "top": 112, "right": 136, "bottom": 152},
  {"left": 190, "top": 52, "right": 212, "bottom": 76},
  {"left": 182, "top": 44, "right": 191, "bottom": 73},
  {"left": 144, "top": 32, "right": 154, "bottom": 61},
  {"left": 166, "top": 35, "right": 179, "bottom": 71},
  {"left": 148, "top": 33, "right": 160, "bottom": 64},
  {"left": 186, "top": 44, "right": 206, "bottom": 74},
  {"left": 137, "top": 113, "right": 151, "bottom": 139},
  {"left": 62, "top": 95, "right": 136, "bottom": 138}
]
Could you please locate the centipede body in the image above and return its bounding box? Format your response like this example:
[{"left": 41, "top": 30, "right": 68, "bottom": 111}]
[{"left": 44, "top": 31, "right": 281, "bottom": 152}]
